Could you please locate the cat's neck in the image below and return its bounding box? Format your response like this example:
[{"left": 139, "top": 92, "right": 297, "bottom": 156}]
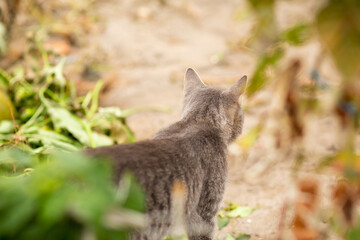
[{"left": 153, "top": 118, "right": 227, "bottom": 145}]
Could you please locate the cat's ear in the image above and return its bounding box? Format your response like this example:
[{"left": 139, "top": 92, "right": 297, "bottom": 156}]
[
  {"left": 229, "top": 75, "right": 247, "bottom": 99},
  {"left": 184, "top": 68, "right": 205, "bottom": 95}
]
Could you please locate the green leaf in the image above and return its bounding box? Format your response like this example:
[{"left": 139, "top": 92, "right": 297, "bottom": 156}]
[
  {"left": 37, "top": 130, "right": 74, "bottom": 143},
  {"left": 91, "top": 132, "right": 114, "bottom": 147},
  {"left": 225, "top": 233, "right": 236, "bottom": 240},
  {"left": 0, "top": 68, "right": 10, "bottom": 88},
  {"left": 40, "top": 90, "right": 90, "bottom": 146},
  {"left": 281, "top": 23, "right": 311, "bottom": 46},
  {"left": 0, "top": 121, "right": 14, "bottom": 133},
  {"left": 95, "top": 105, "right": 171, "bottom": 120},
  {"left": 44, "top": 57, "right": 67, "bottom": 86},
  {"left": 217, "top": 215, "right": 229, "bottom": 229},
  {"left": 14, "top": 83, "right": 35, "bottom": 103},
  {"left": 26, "top": 130, "right": 80, "bottom": 152},
  {"left": 247, "top": 47, "right": 284, "bottom": 96},
  {"left": 236, "top": 125, "right": 262, "bottom": 150},
  {"left": 225, "top": 233, "right": 251, "bottom": 240},
  {"left": 86, "top": 80, "right": 103, "bottom": 119},
  {"left": 0, "top": 90, "right": 16, "bottom": 121},
  {"left": 227, "top": 205, "right": 255, "bottom": 218},
  {"left": 46, "top": 105, "right": 90, "bottom": 145},
  {"left": 234, "top": 233, "right": 251, "bottom": 240}
]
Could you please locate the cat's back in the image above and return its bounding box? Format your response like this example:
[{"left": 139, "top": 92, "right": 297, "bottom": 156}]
[
  {"left": 83, "top": 136, "right": 200, "bottom": 179},
  {"left": 85, "top": 123, "right": 224, "bottom": 163},
  {"left": 83, "top": 137, "right": 182, "bottom": 168},
  {"left": 83, "top": 125, "right": 226, "bottom": 182}
]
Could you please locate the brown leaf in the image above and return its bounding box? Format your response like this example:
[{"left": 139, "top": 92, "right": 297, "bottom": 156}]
[
  {"left": 44, "top": 39, "right": 71, "bottom": 55},
  {"left": 332, "top": 181, "right": 355, "bottom": 224},
  {"left": 292, "top": 222, "right": 319, "bottom": 240},
  {"left": 298, "top": 178, "right": 318, "bottom": 211}
]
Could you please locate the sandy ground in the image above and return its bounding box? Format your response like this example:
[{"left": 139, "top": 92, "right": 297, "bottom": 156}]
[{"left": 84, "top": 0, "right": 341, "bottom": 239}]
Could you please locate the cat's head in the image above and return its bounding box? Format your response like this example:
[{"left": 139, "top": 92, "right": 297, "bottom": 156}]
[{"left": 181, "top": 68, "right": 247, "bottom": 143}]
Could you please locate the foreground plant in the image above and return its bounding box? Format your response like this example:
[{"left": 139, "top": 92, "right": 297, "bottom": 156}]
[
  {"left": 0, "top": 41, "right": 139, "bottom": 153},
  {"left": 240, "top": 0, "right": 360, "bottom": 239},
  {"left": 0, "top": 149, "right": 145, "bottom": 240}
]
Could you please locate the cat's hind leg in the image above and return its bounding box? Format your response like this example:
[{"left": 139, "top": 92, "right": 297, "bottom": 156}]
[
  {"left": 185, "top": 211, "right": 215, "bottom": 240},
  {"left": 186, "top": 178, "right": 225, "bottom": 240}
]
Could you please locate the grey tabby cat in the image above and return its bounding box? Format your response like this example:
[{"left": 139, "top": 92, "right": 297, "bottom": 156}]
[{"left": 84, "top": 68, "right": 247, "bottom": 240}]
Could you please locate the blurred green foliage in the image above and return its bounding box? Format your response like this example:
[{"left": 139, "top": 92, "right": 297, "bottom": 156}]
[
  {"left": 247, "top": 0, "right": 360, "bottom": 93},
  {"left": 245, "top": 0, "right": 312, "bottom": 97},
  {"left": 347, "top": 219, "right": 360, "bottom": 240},
  {"left": 0, "top": 149, "right": 145, "bottom": 240},
  {"left": 246, "top": 46, "right": 283, "bottom": 96},
  {"left": 281, "top": 24, "right": 311, "bottom": 46},
  {"left": 246, "top": 0, "right": 360, "bottom": 239},
  {"left": 316, "top": 0, "right": 360, "bottom": 80},
  {"left": 217, "top": 203, "right": 256, "bottom": 230},
  {"left": 247, "top": 0, "right": 277, "bottom": 48},
  {"left": 0, "top": 40, "right": 137, "bottom": 153},
  {"left": 0, "top": 88, "right": 15, "bottom": 121},
  {"left": 224, "top": 233, "right": 250, "bottom": 240}
]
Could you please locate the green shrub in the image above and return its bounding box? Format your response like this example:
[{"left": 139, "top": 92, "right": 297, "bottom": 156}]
[{"left": 0, "top": 149, "right": 145, "bottom": 240}]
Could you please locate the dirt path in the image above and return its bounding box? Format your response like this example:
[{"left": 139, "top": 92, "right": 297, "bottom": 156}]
[
  {"left": 88, "top": 0, "right": 339, "bottom": 239},
  {"left": 93, "top": 0, "right": 254, "bottom": 139}
]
